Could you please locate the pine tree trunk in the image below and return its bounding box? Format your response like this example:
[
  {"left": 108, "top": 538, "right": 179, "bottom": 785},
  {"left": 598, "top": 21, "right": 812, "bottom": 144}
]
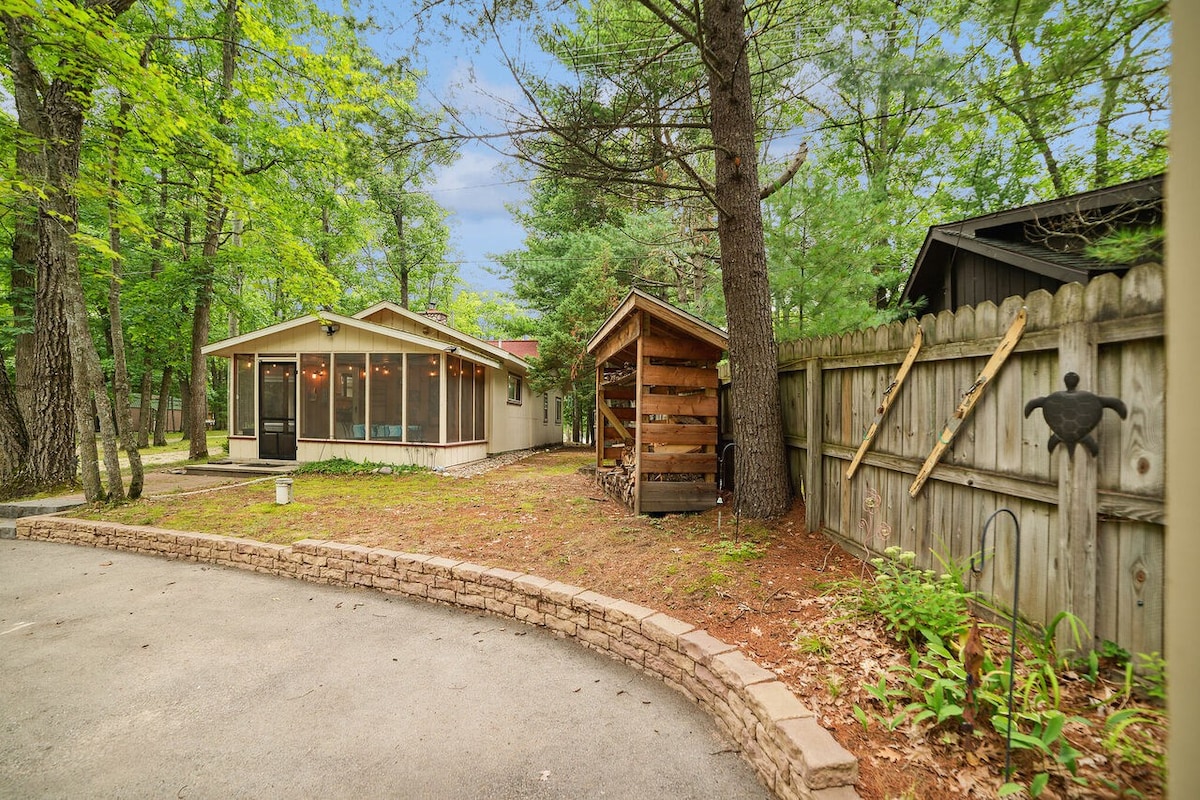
[{"left": 703, "top": 0, "right": 791, "bottom": 518}]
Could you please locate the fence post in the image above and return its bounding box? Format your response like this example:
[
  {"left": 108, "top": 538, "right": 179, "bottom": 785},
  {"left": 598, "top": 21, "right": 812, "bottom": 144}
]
[
  {"left": 805, "top": 357, "right": 823, "bottom": 534},
  {"left": 1056, "top": 320, "right": 1099, "bottom": 653}
]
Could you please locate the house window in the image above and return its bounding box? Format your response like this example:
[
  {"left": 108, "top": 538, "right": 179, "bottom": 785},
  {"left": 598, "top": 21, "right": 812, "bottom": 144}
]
[
  {"left": 507, "top": 373, "right": 522, "bottom": 404},
  {"left": 369, "top": 354, "right": 404, "bottom": 440},
  {"left": 555, "top": 396, "right": 562, "bottom": 425},
  {"left": 233, "top": 354, "right": 255, "bottom": 435},
  {"left": 300, "top": 354, "right": 330, "bottom": 439},
  {"left": 334, "top": 354, "right": 366, "bottom": 439},
  {"left": 543, "top": 394, "right": 549, "bottom": 424},
  {"left": 406, "top": 353, "right": 439, "bottom": 443}
]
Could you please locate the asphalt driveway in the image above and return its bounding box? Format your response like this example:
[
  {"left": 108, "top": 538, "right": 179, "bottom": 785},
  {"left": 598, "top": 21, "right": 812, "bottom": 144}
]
[{"left": 0, "top": 540, "right": 769, "bottom": 799}]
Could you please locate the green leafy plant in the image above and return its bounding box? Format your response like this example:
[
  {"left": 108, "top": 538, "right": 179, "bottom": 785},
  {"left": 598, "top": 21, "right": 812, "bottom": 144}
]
[
  {"left": 1133, "top": 652, "right": 1167, "bottom": 703},
  {"left": 294, "top": 458, "right": 425, "bottom": 476},
  {"left": 1103, "top": 708, "right": 1167, "bottom": 772},
  {"left": 791, "top": 632, "right": 831, "bottom": 655},
  {"left": 853, "top": 547, "right": 971, "bottom": 646}
]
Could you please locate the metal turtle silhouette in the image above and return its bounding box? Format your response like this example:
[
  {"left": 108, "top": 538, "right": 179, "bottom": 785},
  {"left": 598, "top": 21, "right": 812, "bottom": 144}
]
[{"left": 1024, "top": 372, "right": 1127, "bottom": 457}]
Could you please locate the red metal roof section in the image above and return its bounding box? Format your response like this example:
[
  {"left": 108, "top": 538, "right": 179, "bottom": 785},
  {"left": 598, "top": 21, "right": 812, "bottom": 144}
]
[{"left": 488, "top": 340, "right": 540, "bottom": 359}]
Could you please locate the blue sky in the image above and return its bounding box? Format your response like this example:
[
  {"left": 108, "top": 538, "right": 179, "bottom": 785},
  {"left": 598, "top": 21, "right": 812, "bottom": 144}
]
[{"left": 369, "top": 9, "right": 555, "bottom": 296}]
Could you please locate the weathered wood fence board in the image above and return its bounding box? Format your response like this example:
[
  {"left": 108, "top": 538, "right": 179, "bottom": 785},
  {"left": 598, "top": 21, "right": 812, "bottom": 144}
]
[{"left": 749, "top": 264, "right": 1164, "bottom": 655}]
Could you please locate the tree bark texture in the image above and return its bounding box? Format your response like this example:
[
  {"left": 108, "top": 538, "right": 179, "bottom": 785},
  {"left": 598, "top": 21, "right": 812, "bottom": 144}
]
[
  {"left": 153, "top": 364, "right": 173, "bottom": 447},
  {"left": 42, "top": 74, "right": 124, "bottom": 501},
  {"left": 0, "top": 344, "right": 30, "bottom": 499},
  {"left": 188, "top": 0, "right": 238, "bottom": 460},
  {"left": 4, "top": 13, "right": 77, "bottom": 492},
  {"left": 136, "top": 360, "right": 153, "bottom": 449},
  {"left": 108, "top": 97, "right": 143, "bottom": 498},
  {"left": 702, "top": 0, "right": 791, "bottom": 517}
]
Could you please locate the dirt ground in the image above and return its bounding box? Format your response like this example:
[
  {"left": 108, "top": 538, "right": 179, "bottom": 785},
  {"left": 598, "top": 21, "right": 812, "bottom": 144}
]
[{"left": 79, "top": 447, "right": 1164, "bottom": 800}]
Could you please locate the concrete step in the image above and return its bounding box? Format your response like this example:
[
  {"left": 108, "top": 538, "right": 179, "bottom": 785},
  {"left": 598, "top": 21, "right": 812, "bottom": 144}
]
[
  {"left": 0, "top": 497, "right": 85, "bottom": 519},
  {"left": 1, "top": 518, "right": 16, "bottom": 540},
  {"left": 183, "top": 461, "right": 296, "bottom": 478}
]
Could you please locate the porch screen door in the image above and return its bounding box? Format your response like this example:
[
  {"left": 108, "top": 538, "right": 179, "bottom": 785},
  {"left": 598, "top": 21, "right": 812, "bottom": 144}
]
[{"left": 259, "top": 362, "right": 297, "bottom": 460}]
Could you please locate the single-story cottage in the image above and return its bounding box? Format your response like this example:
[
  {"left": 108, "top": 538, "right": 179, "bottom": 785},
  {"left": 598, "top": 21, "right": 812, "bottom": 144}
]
[{"left": 202, "top": 302, "right": 563, "bottom": 468}]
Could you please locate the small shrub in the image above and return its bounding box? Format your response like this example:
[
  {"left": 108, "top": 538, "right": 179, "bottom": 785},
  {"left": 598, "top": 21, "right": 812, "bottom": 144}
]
[
  {"left": 854, "top": 547, "right": 971, "bottom": 647},
  {"left": 294, "top": 458, "right": 426, "bottom": 476}
]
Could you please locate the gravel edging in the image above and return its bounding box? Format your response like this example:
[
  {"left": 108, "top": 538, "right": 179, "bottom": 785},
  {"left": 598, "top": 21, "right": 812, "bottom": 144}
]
[
  {"left": 439, "top": 448, "right": 545, "bottom": 478},
  {"left": 16, "top": 516, "right": 860, "bottom": 800}
]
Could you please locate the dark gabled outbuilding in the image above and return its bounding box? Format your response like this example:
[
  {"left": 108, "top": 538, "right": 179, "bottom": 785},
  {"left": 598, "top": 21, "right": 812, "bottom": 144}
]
[{"left": 902, "top": 174, "right": 1164, "bottom": 314}]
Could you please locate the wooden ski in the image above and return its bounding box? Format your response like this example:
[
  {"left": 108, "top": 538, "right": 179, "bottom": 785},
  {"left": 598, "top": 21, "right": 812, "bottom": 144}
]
[
  {"left": 846, "top": 325, "right": 924, "bottom": 480},
  {"left": 909, "top": 308, "right": 1027, "bottom": 498}
]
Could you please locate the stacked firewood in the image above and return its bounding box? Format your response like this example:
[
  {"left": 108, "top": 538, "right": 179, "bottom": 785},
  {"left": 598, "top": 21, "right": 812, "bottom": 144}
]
[{"left": 596, "top": 464, "right": 636, "bottom": 509}]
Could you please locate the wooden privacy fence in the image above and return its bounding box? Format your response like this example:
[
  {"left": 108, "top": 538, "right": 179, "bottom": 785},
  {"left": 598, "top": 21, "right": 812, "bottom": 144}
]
[{"left": 770, "top": 264, "right": 1164, "bottom": 656}]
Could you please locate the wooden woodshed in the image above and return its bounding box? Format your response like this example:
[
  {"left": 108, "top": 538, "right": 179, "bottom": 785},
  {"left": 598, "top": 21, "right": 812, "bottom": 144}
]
[{"left": 587, "top": 289, "right": 728, "bottom": 514}]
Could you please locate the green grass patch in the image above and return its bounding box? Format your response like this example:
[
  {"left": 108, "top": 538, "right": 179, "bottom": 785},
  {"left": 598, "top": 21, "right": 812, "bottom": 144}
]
[{"left": 705, "top": 539, "right": 766, "bottom": 562}]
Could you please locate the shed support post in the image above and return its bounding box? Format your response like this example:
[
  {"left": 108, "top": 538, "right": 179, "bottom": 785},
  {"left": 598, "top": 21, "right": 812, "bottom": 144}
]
[
  {"left": 1056, "top": 321, "right": 1099, "bottom": 654},
  {"left": 804, "top": 358, "right": 823, "bottom": 534}
]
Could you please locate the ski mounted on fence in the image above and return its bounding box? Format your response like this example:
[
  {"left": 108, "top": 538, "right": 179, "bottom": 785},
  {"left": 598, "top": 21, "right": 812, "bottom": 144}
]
[
  {"left": 846, "top": 324, "right": 924, "bottom": 481},
  {"left": 909, "top": 308, "right": 1028, "bottom": 498}
]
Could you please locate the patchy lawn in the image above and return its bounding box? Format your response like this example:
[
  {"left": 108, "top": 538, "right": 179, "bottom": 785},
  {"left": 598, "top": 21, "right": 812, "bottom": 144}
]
[{"left": 77, "top": 446, "right": 1164, "bottom": 800}]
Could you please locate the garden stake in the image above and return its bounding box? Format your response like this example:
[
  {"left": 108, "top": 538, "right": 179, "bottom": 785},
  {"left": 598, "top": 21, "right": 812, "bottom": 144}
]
[{"left": 972, "top": 508, "right": 1022, "bottom": 782}]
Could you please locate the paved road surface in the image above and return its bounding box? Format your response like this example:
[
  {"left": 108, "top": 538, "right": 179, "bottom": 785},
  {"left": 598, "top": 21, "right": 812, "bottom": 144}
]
[{"left": 1, "top": 540, "right": 769, "bottom": 799}]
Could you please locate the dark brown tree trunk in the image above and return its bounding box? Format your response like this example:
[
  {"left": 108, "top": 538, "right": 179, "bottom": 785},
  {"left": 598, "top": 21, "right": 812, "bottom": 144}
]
[
  {"left": 187, "top": 0, "right": 238, "bottom": 460},
  {"left": 136, "top": 361, "right": 153, "bottom": 449},
  {"left": 392, "top": 207, "right": 410, "bottom": 308},
  {"left": 4, "top": 13, "right": 77, "bottom": 492},
  {"left": 153, "top": 364, "right": 172, "bottom": 447},
  {"left": 0, "top": 344, "right": 30, "bottom": 499},
  {"left": 179, "top": 373, "right": 191, "bottom": 441},
  {"left": 571, "top": 385, "right": 582, "bottom": 444},
  {"left": 702, "top": 0, "right": 791, "bottom": 517},
  {"left": 42, "top": 76, "right": 124, "bottom": 501}
]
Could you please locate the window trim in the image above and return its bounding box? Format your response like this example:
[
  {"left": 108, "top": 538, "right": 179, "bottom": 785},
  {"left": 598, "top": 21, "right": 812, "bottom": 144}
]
[{"left": 506, "top": 373, "right": 523, "bottom": 405}]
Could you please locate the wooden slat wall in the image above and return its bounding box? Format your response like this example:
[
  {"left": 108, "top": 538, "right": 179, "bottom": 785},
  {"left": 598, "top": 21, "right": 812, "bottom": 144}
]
[{"left": 752, "top": 264, "right": 1165, "bottom": 655}]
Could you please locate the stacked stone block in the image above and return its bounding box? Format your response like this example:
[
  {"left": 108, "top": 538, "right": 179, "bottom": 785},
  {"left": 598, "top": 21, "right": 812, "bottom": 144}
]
[{"left": 16, "top": 516, "right": 858, "bottom": 800}]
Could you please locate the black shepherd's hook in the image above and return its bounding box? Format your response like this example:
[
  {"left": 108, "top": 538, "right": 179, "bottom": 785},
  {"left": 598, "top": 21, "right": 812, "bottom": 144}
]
[
  {"left": 717, "top": 441, "right": 741, "bottom": 541},
  {"left": 974, "top": 508, "right": 1021, "bottom": 782}
]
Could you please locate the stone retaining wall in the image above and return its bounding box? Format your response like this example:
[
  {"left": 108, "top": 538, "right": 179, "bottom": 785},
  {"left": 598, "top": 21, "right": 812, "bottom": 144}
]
[{"left": 16, "top": 516, "right": 859, "bottom": 800}]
